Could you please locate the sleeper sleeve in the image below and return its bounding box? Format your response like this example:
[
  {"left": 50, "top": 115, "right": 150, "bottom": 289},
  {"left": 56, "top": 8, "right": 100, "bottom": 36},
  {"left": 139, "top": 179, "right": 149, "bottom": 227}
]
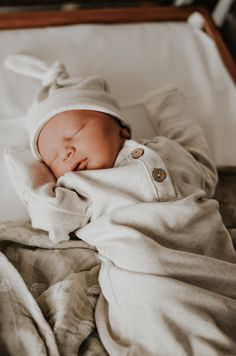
[
  {"left": 24, "top": 183, "right": 90, "bottom": 243},
  {"left": 4, "top": 147, "right": 90, "bottom": 243},
  {"left": 145, "top": 86, "right": 218, "bottom": 197}
]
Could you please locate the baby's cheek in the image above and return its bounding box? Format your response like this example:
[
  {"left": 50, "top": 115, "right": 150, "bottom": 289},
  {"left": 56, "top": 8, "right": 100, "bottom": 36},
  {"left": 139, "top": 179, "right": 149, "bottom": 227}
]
[{"left": 53, "top": 165, "right": 65, "bottom": 179}]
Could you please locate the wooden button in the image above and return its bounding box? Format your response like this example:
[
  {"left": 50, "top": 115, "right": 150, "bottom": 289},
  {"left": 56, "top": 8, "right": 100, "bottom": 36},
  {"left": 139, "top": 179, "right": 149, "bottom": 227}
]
[
  {"left": 152, "top": 168, "right": 166, "bottom": 182},
  {"left": 131, "top": 148, "right": 144, "bottom": 159}
]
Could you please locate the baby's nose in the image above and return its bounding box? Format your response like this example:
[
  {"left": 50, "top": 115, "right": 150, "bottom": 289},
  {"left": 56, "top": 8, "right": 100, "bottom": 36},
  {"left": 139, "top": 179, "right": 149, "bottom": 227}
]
[{"left": 62, "top": 146, "right": 75, "bottom": 161}]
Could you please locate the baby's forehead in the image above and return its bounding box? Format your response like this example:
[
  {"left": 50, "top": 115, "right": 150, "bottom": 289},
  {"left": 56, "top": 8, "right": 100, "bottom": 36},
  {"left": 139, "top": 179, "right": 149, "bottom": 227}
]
[
  {"left": 47, "top": 109, "right": 111, "bottom": 125},
  {"left": 39, "top": 110, "right": 84, "bottom": 136},
  {"left": 38, "top": 110, "right": 124, "bottom": 153}
]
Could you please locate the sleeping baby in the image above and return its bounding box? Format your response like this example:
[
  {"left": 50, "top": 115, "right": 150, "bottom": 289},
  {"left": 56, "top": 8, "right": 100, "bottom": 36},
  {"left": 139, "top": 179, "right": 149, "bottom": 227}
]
[{"left": 4, "top": 55, "right": 236, "bottom": 356}]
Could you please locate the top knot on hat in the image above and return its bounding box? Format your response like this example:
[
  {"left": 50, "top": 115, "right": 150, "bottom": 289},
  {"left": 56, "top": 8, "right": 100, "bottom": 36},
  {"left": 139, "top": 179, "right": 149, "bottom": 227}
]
[
  {"left": 5, "top": 54, "right": 130, "bottom": 159},
  {"left": 5, "top": 54, "right": 68, "bottom": 87}
]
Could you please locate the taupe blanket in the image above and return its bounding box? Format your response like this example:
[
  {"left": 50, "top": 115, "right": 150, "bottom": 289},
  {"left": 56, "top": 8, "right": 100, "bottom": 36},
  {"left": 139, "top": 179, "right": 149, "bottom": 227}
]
[
  {"left": 1, "top": 168, "right": 236, "bottom": 356},
  {"left": 0, "top": 221, "right": 107, "bottom": 356}
]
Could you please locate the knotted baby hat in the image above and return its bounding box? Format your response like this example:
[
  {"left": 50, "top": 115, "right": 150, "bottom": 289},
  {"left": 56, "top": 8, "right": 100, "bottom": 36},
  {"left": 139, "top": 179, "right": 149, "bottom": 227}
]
[{"left": 5, "top": 54, "right": 130, "bottom": 159}]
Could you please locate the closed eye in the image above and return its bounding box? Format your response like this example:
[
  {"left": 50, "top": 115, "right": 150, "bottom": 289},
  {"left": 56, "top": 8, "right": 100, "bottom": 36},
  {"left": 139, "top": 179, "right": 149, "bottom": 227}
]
[{"left": 71, "top": 124, "right": 85, "bottom": 139}]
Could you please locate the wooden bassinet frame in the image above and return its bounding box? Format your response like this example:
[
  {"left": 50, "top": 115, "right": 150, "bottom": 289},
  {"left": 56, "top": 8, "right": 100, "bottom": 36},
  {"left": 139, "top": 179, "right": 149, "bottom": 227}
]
[{"left": 0, "top": 5, "right": 235, "bottom": 83}]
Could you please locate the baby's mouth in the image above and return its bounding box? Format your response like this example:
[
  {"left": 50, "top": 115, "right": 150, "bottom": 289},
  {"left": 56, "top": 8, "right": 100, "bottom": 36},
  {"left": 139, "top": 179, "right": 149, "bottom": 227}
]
[{"left": 74, "top": 158, "right": 88, "bottom": 171}]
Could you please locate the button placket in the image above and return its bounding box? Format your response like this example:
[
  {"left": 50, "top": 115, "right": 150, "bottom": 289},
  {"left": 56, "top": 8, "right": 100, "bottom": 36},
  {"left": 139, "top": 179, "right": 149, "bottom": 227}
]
[
  {"left": 129, "top": 143, "right": 176, "bottom": 201},
  {"left": 142, "top": 147, "right": 176, "bottom": 201},
  {"left": 152, "top": 168, "right": 166, "bottom": 182},
  {"left": 131, "top": 148, "right": 144, "bottom": 159}
]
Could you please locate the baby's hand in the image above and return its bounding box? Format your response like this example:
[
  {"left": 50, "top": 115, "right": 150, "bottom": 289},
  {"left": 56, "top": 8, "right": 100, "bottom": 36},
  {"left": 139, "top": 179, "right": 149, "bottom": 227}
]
[{"left": 4, "top": 146, "right": 55, "bottom": 202}]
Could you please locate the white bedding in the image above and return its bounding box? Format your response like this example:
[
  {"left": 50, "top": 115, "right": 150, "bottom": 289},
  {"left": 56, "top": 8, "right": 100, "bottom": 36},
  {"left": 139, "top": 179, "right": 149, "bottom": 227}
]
[{"left": 0, "top": 18, "right": 235, "bottom": 222}]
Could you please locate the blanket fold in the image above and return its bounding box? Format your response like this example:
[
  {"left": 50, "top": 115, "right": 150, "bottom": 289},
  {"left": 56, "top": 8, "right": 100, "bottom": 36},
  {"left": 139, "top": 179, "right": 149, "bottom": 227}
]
[{"left": 0, "top": 221, "right": 107, "bottom": 356}]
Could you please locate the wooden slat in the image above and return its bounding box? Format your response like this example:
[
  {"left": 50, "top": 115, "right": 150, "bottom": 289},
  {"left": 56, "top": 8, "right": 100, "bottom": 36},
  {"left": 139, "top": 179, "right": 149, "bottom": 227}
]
[
  {"left": 198, "top": 7, "right": 236, "bottom": 84},
  {"left": 0, "top": 5, "right": 235, "bottom": 83},
  {"left": 0, "top": 6, "right": 201, "bottom": 29}
]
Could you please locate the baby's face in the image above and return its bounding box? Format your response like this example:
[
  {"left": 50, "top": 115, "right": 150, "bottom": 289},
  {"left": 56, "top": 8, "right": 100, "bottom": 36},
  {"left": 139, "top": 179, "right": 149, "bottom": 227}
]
[{"left": 37, "top": 110, "right": 129, "bottom": 178}]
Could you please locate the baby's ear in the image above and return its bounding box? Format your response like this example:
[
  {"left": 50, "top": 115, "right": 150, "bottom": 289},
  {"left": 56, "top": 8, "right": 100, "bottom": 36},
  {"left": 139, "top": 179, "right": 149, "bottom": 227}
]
[{"left": 120, "top": 126, "right": 131, "bottom": 139}]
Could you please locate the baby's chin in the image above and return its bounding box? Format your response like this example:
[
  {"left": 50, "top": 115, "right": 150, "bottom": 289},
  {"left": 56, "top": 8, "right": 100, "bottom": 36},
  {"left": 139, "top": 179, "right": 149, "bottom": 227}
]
[
  {"left": 56, "top": 156, "right": 116, "bottom": 178},
  {"left": 85, "top": 156, "right": 117, "bottom": 171},
  {"left": 85, "top": 161, "right": 114, "bottom": 171}
]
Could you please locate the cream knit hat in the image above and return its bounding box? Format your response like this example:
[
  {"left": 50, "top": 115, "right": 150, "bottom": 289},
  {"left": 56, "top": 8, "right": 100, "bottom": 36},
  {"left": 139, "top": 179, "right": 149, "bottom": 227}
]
[{"left": 5, "top": 54, "right": 130, "bottom": 159}]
